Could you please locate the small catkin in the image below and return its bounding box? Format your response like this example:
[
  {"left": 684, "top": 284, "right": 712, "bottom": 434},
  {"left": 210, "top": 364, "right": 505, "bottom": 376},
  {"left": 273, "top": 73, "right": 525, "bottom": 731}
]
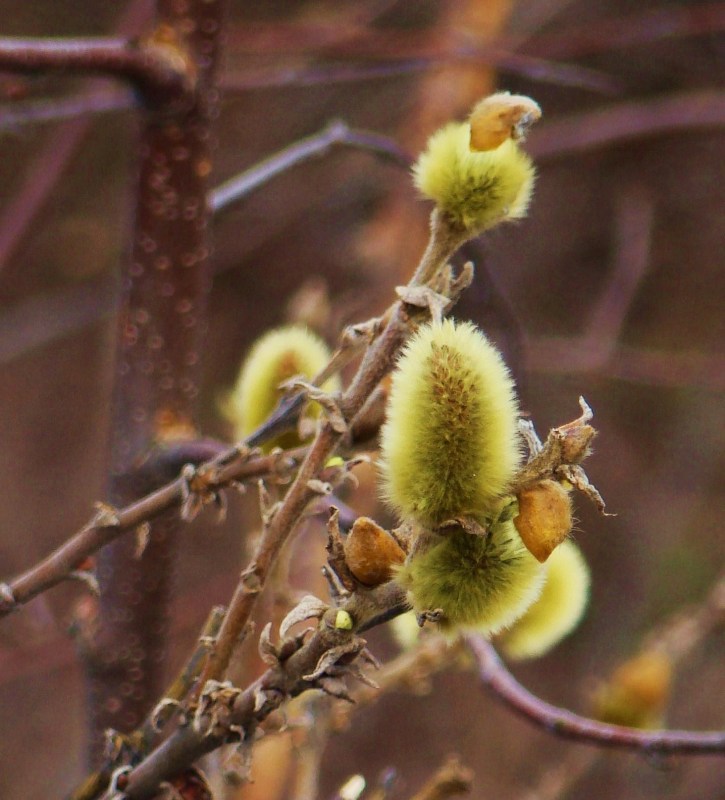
[
  {"left": 499, "top": 539, "right": 590, "bottom": 660},
  {"left": 225, "top": 325, "right": 339, "bottom": 450},
  {"left": 395, "top": 521, "right": 544, "bottom": 635},
  {"left": 413, "top": 120, "right": 536, "bottom": 233},
  {"left": 380, "top": 319, "right": 521, "bottom": 528},
  {"left": 593, "top": 651, "right": 672, "bottom": 729}
]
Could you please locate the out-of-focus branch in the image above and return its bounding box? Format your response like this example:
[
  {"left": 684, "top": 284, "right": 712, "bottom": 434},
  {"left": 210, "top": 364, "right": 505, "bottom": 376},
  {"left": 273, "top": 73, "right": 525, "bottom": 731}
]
[
  {"left": 0, "top": 86, "right": 134, "bottom": 130},
  {"left": 408, "top": 755, "right": 473, "bottom": 800},
  {"left": 0, "top": 36, "right": 193, "bottom": 108},
  {"left": 0, "top": 88, "right": 134, "bottom": 131},
  {"left": 523, "top": 3, "right": 725, "bottom": 61},
  {"left": 467, "top": 636, "right": 725, "bottom": 756},
  {"left": 0, "top": 0, "right": 153, "bottom": 277},
  {"left": 211, "top": 120, "right": 411, "bottom": 214},
  {"left": 528, "top": 90, "right": 725, "bottom": 161}
]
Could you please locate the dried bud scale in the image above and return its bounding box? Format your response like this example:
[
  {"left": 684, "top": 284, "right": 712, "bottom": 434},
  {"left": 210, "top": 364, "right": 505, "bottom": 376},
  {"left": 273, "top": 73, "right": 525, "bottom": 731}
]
[
  {"left": 343, "top": 517, "right": 406, "bottom": 587},
  {"left": 469, "top": 92, "right": 541, "bottom": 152},
  {"left": 380, "top": 319, "right": 521, "bottom": 528},
  {"left": 514, "top": 480, "right": 573, "bottom": 563}
]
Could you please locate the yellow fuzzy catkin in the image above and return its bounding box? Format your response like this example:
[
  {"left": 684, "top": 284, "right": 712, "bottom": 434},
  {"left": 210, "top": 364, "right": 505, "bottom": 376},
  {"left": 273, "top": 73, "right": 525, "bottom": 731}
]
[
  {"left": 395, "top": 521, "right": 544, "bottom": 635},
  {"left": 499, "top": 539, "right": 590, "bottom": 660},
  {"left": 225, "top": 325, "right": 339, "bottom": 449},
  {"left": 380, "top": 319, "right": 521, "bottom": 528},
  {"left": 413, "top": 121, "right": 535, "bottom": 233}
]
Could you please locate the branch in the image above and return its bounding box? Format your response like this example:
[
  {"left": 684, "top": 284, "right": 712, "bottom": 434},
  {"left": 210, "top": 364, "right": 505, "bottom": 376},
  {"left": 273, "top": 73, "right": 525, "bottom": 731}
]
[
  {"left": 0, "top": 36, "right": 193, "bottom": 108},
  {"left": 467, "top": 636, "right": 725, "bottom": 756},
  {"left": 0, "top": 0, "right": 154, "bottom": 278},
  {"left": 128, "top": 584, "right": 408, "bottom": 798},
  {"left": 0, "top": 445, "right": 307, "bottom": 618},
  {"left": 0, "top": 86, "right": 134, "bottom": 130},
  {"left": 93, "top": 210, "right": 474, "bottom": 799},
  {"left": 211, "top": 119, "right": 412, "bottom": 214},
  {"left": 528, "top": 90, "right": 725, "bottom": 161}
]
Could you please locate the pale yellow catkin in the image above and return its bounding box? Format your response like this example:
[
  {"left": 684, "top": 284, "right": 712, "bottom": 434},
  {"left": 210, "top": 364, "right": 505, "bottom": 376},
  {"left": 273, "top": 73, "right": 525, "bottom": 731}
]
[
  {"left": 499, "top": 539, "right": 590, "bottom": 660},
  {"left": 225, "top": 325, "right": 339, "bottom": 449},
  {"left": 413, "top": 120, "right": 536, "bottom": 233},
  {"left": 380, "top": 319, "right": 521, "bottom": 528}
]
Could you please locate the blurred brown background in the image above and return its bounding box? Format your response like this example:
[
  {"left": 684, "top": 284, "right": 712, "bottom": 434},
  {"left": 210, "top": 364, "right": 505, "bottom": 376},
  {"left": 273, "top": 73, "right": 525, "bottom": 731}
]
[{"left": 0, "top": 1, "right": 723, "bottom": 798}]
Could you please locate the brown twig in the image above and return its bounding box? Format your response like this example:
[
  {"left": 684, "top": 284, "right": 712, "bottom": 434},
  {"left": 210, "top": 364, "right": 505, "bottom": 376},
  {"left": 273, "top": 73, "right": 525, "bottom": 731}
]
[
  {"left": 0, "top": 446, "right": 307, "bottom": 618},
  {"left": 467, "top": 635, "right": 725, "bottom": 756},
  {"left": 518, "top": 574, "right": 725, "bottom": 800},
  {"left": 86, "top": 204, "right": 471, "bottom": 798},
  {"left": 114, "top": 581, "right": 408, "bottom": 798},
  {"left": 68, "top": 606, "right": 225, "bottom": 800}
]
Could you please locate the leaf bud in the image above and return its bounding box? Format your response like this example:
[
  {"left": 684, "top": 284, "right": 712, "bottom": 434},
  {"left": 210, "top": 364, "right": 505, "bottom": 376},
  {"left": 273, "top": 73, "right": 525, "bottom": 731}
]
[
  {"left": 469, "top": 92, "right": 541, "bottom": 152},
  {"left": 592, "top": 650, "right": 672, "bottom": 729}
]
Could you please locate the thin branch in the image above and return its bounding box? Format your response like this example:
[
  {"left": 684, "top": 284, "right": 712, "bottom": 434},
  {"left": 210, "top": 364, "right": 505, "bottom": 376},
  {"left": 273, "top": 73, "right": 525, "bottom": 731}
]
[
  {"left": 528, "top": 90, "right": 725, "bottom": 161},
  {"left": 0, "top": 446, "right": 307, "bottom": 618},
  {"left": 525, "top": 337, "right": 725, "bottom": 392},
  {"left": 114, "top": 581, "right": 409, "bottom": 799},
  {"left": 0, "top": 0, "right": 154, "bottom": 277},
  {"left": 467, "top": 635, "right": 725, "bottom": 756},
  {"left": 68, "top": 606, "right": 225, "bottom": 800},
  {"left": 0, "top": 86, "right": 134, "bottom": 131},
  {"left": 219, "top": 52, "right": 616, "bottom": 95},
  {"left": 523, "top": 3, "right": 725, "bottom": 61},
  {"left": 211, "top": 120, "right": 412, "bottom": 214},
  {"left": 102, "top": 212, "right": 472, "bottom": 799},
  {"left": 224, "top": 23, "right": 619, "bottom": 94}
]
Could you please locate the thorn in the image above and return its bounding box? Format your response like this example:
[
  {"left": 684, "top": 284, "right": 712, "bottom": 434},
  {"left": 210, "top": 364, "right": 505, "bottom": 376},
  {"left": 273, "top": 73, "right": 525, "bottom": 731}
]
[
  {"left": 68, "top": 570, "right": 100, "bottom": 597},
  {"left": 134, "top": 522, "right": 151, "bottom": 559},
  {"left": 92, "top": 501, "right": 121, "bottom": 528}
]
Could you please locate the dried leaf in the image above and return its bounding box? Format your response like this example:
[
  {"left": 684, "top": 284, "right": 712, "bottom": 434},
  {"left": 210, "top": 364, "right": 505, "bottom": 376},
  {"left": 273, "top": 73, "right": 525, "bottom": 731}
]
[{"left": 279, "top": 595, "right": 328, "bottom": 639}]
